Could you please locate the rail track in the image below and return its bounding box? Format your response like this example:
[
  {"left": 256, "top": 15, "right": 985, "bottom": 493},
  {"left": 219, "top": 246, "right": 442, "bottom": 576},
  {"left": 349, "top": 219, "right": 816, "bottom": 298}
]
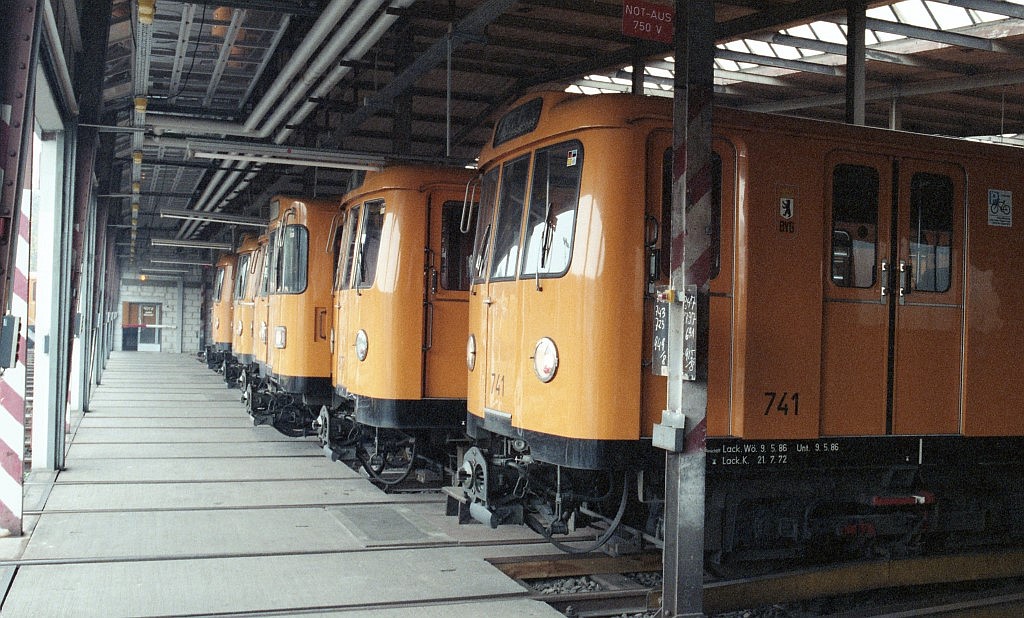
[{"left": 486, "top": 548, "right": 1024, "bottom": 617}]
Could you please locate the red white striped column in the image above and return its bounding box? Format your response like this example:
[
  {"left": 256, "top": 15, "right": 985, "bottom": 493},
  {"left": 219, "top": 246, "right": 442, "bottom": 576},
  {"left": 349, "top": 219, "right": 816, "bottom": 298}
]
[{"left": 0, "top": 193, "right": 31, "bottom": 536}]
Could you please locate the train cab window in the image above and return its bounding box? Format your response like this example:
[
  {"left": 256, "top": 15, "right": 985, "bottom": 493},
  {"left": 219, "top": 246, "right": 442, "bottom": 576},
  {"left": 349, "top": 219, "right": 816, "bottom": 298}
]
[
  {"left": 356, "top": 200, "right": 385, "bottom": 289},
  {"left": 259, "top": 235, "right": 275, "bottom": 297},
  {"left": 441, "top": 200, "right": 475, "bottom": 291},
  {"left": 338, "top": 205, "right": 361, "bottom": 290},
  {"left": 490, "top": 155, "right": 531, "bottom": 280},
  {"left": 278, "top": 225, "right": 309, "bottom": 294},
  {"left": 214, "top": 267, "right": 226, "bottom": 301},
  {"left": 830, "top": 164, "right": 879, "bottom": 288},
  {"left": 909, "top": 172, "right": 953, "bottom": 293},
  {"left": 471, "top": 169, "right": 499, "bottom": 284},
  {"left": 233, "top": 254, "right": 250, "bottom": 300},
  {"left": 521, "top": 141, "right": 582, "bottom": 278},
  {"left": 265, "top": 229, "right": 280, "bottom": 295},
  {"left": 658, "top": 148, "right": 722, "bottom": 280}
]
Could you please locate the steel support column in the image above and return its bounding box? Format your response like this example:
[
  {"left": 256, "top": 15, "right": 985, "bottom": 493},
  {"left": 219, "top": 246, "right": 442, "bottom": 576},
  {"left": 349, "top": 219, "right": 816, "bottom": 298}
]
[
  {"left": 659, "top": 0, "right": 715, "bottom": 616},
  {"left": 846, "top": 0, "right": 867, "bottom": 125}
]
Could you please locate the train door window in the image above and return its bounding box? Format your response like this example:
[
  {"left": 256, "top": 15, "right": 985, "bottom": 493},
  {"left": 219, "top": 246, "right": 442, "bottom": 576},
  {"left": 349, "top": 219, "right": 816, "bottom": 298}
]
[
  {"left": 830, "top": 164, "right": 879, "bottom": 288},
  {"left": 489, "top": 155, "right": 531, "bottom": 280},
  {"left": 233, "top": 253, "right": 250, "bottom": 300},
  {"left": 356, "top": 200, "right": 385, "bottom": 289},
  {"left": 278, "top": 225, "right": 309, "bottom": 294},
  {"left": 909, "top": 172, "right": 953, "bottom": 293},
  {"left": 471, "top": 169, "right": 499, "bottom": 283},
  {"left": 441, "top": 200, "right": 475, "bottom": 291},
  {"left": 338, "top": 205, "right": 361, "bottom": 290},
  {"left": 521, "top": 141, "right": 582, "bottom": 278}
]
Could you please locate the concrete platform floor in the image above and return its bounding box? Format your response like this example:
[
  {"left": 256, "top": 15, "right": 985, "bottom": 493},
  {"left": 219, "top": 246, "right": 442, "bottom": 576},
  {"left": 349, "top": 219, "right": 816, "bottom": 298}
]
[{"left": 1, "top": 352, "right": 564, "bottom": 617}]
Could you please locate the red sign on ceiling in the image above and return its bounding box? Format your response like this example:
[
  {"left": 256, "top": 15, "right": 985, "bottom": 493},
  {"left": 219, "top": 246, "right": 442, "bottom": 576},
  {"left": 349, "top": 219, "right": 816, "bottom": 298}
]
[{"left": 622, "top": 0, "right": 674, "bottom": 45}]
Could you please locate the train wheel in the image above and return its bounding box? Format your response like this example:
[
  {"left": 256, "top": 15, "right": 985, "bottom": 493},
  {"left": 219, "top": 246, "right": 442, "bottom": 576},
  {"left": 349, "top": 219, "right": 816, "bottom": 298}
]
[{"left": 357, "top": 430, "right": 416, "bottom": 487}]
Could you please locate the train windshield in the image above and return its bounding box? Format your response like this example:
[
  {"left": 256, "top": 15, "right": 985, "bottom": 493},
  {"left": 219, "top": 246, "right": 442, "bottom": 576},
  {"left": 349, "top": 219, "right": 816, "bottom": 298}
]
[
  {"left": 471, "top": 169, "right": 499, "bottom": 284},
  {"left": 490, "top": 155, "right": 531, "bottom": 280},
  {"left": 521, "top": 141, "right": 582, "bottom": 278},
  {"left": 233, "top": 253, "right": 250, "bottom": 300},
  {"left": 278, "top": 225, "right": 309, "bottom": 294},
  {"left": 338, "top": 205, "right": 360, "bottom": 290},
  {"left": 356, "top": 200, "right": 385, "bottom": 289}
]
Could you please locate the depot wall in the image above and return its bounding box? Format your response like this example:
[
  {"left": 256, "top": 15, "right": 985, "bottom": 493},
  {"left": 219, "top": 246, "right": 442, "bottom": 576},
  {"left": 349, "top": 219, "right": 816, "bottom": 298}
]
[{"left": 116, "top": 279, "right": 204, "bottom": 353}]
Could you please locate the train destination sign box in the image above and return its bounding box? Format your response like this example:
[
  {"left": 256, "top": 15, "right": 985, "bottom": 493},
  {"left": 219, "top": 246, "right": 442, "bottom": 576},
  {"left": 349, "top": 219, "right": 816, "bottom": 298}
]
[{"left": 622, "top": 0, "right": 674, "bottom": 44}]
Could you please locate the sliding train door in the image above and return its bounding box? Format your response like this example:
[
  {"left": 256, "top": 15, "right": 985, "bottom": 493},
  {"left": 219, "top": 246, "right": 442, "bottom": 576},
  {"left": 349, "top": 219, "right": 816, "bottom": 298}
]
[{"left": 821, "top": 153, "right": 964, "bottom": 436}]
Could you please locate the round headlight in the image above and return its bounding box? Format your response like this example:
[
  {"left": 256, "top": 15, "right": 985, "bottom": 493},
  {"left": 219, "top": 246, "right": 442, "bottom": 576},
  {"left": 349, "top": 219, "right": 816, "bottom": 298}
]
[
  {"left": 329, "top": 327, "right": 335, "bottom": 354},
  {"left": 235, "top": 320, "right": 243, "bottom": 336},
  {"left": 259, "top": 321, "right": 267, "bottom": 342},
  {"left": 466, "top": 334, "right": 476, "bottom": 371},
  {"left": 531, "top": 337, "right": 558, "bottom": 383},
  {"left": 214, "top": 317, "right": 220, "bottom": 329},
  {"left": 355, "top": 329, "right": 368, "bottom": 361}
]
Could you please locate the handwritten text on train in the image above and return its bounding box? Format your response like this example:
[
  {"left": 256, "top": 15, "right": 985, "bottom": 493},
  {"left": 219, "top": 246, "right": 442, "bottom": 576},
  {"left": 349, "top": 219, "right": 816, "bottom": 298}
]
[{"left": 622, "top": 1, "right": 674, "bottom": 44}]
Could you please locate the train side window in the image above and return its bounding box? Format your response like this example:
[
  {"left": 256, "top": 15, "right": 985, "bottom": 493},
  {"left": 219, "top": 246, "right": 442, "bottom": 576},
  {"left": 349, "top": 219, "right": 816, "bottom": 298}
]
[
  {"left": 490, "top": 155, "right": 531, "bottom": 281},
  {"left": 830, "top": 164, "right": 879, "bottom": 288},
  {"left": 909, "top": 172, "right": 953, "bottom": 293},
  {"left": 441, "top": 200, "right": 475, "bottom": 291},
  {"left": 278, "top": 225, "right": 309, "bottom": 294},
  {"left": 338, "top": 205, "right": 361, "bottom": 291},
  {"left": 233, "top": 254, "right": 250, "bottom": 300},
  {"left": 520, "top": 141, "right": 582, "bottom": 278},
  {"left": 356, "top": 200, "right": 385, "bottom": 289},
  {"left": 471, "top": 169, "right": 499, "bottom": 284}
]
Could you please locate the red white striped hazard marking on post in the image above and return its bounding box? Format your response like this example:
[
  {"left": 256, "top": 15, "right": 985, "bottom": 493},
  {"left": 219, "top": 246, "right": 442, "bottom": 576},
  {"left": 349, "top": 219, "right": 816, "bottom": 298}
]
[{"left": 0, "top": 205, "right": 31, "bottom": 535}]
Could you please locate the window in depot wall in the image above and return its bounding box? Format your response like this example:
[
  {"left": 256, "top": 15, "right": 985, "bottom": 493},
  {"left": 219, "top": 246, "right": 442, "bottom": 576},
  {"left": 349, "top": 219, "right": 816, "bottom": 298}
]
[
  {"left": 830, "top": 164, "right": 879, "bottom": 289},
  {"left": 909, "top": 172, "right": 953, "bottom": 293},
  {"left": 471, "top": 168, "right": 499, "bottom": 284},
  {"left": 338, "top": 204, "right": 361, "bottom": 291},
  {"left": 521, "top": 141, "right": 583, "bottom": 278},
  {"left": 441, "top": 200, "right": 476, "bottom": 291},
  {"left": 489, "top": 155, "right": 531, "bottom": 281},
  {"left": 278, "top": 225, "right": 309, "bottom": 294},
  {"left": 233, "top": 253, "right": 250, "bottom": 300},
  {"left": 356, "top": 200, "right": 385, "bottom": 289}
]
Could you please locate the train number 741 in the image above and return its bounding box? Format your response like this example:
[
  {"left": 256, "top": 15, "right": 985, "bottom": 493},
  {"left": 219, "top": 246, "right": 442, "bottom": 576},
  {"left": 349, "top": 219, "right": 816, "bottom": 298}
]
[{"left": 763, "top": 391, "right": 800, "bottom": 416}]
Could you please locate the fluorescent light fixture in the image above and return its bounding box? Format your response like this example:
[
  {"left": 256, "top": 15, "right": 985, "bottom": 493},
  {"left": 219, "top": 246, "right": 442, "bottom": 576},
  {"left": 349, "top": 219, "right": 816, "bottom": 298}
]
[
  {"left": 159, "top": 208, "right": 266, "bottom": 227},
  {"left": 140, "top": 267, "right": 189, "bottom": 274},
  {"left": 192, "top": 151, "right": 382, "bottom": 171},
  {"left": 150, "top": 258, "right": 213, "bottom": 266},
  {"left": 151, "top": 238, "right": 233, "bottom": 250}
]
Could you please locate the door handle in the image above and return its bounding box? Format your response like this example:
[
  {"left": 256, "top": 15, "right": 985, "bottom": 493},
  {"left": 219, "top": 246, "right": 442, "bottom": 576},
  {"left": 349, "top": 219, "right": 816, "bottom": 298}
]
[
  {"left": 880, "top": 259, "right": 889, "bottom": 301},
  {"left": 898, "top": 260, "right": 911, "bottom": 304}
]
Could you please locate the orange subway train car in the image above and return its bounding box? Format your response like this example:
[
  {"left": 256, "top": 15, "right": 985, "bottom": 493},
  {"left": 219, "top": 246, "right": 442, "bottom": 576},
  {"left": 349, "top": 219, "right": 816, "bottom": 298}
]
[
  {"left": 457, "top": 91, "right": 1024, "bottom": 565},
  {"left": 318, "top": 165, "right": 476, "bottom": 484},
  {"left": 205, "top": 252, "right": 237, "bottom": 371},
  {"left": 227, "top": 234, "right": 263, "bottom": 388},
  {"left": 248, "top": 196, "right": 339, "bottom": 436}
]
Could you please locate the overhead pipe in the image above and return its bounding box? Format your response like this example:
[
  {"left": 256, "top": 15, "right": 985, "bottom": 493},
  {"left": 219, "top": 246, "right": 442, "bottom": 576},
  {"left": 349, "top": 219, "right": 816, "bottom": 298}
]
[{"left": 180, "top": 0, "right": 413, "bottom": 237}]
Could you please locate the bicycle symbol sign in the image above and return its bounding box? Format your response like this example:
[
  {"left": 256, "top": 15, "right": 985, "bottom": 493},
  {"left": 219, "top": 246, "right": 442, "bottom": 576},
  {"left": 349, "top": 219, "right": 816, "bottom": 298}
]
[{"left": 988, "top": 189, "right": 1013, "bottom": 228}]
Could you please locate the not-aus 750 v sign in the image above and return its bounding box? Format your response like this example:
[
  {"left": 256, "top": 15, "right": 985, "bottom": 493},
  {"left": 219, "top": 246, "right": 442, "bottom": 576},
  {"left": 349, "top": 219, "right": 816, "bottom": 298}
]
[{"left": 622, "top": 0, "right": 674, "bottom": 45}]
